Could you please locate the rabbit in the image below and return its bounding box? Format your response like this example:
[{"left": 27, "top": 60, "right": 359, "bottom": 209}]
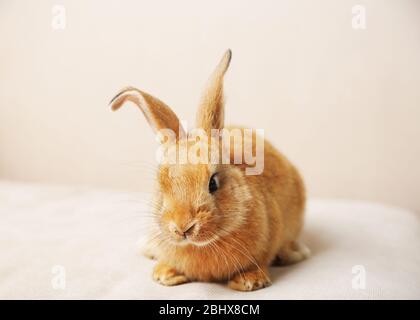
[{"left": 109, "top": 49, "right": 309, "bottom": 291}]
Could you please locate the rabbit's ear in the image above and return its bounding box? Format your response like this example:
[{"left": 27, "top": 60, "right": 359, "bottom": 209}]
[
  {"left": 196, "top": 49, "right": 232, "bottom": 132},
  {"left": 110, "top": 87, "right": 186, "bottom": 140}
]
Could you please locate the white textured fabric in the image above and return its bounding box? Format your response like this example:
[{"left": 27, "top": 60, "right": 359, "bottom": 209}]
[{"left": 0, "top": 181, "right": 419, "bottom": 299}]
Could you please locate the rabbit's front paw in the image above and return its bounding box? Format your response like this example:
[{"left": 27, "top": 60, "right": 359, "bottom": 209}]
[
  {"left": 228, "top": 268, "right": 271, "bottom": 291},
  {"left": 153, "top": 262, "right": 190, "bottom": 286}
]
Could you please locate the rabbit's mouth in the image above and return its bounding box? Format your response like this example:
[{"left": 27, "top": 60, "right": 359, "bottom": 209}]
[
  {"left": 170, "top": 232, "right": 220, "bottom": 248},
  {"left": 188, "top": 234, "right": 220, "bottom": 247}
]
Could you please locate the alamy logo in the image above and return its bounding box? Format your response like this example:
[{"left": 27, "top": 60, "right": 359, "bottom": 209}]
[
  {"left": 51, "top": 5, "right": 66, "bottom": 30},
  {"left": 352, "top": 265, "right": 366, "bottom": 290},
  {"left": 51, "top": 265, "right": 66, "bottom": 290},
  {"left": 352, "top": 5, "right": 366, "bottom": 30},
  {"left": 155, "top": 124, "right": 265, "bottom": 176}
]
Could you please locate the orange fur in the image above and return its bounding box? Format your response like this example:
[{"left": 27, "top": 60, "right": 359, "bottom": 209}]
[{"left": 110, "top": 50, "right": 308, "bottom": 291}]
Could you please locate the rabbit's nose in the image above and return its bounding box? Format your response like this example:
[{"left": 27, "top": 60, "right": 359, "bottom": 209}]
[
  {"left": 183, "top": 223, "right": 196, "bottom": 237},
  {"left": 169, "top": 221, "right": 197, "bottom": 239}
]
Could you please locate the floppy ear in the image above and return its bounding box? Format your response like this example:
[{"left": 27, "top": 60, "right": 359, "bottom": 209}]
[
  {"left": 109, "top": 86, "right": 185, "bottom": 140},
  {"left": 196, "top": 49, "right": 232, "bottom": 132}
]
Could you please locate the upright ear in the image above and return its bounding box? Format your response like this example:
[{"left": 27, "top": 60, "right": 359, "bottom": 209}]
[
  {"left": 109, "top": 87, "right": 185, "bottom": 141},
  {"left": 196, "top": 49, "right": 232, "bottom": 132}
]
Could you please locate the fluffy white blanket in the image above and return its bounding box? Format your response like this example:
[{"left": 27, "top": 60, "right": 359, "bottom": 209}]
[{"left": 0, "top": 181, "right": 419, "bottom": 299}]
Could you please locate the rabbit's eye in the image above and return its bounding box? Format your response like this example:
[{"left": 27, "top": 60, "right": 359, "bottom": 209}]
[{"left": 208, "top": 173, "right": 219, "bottom": 194}]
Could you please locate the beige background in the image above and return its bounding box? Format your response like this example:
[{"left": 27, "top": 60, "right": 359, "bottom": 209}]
[{"left": 0, "top": 0, "right": 419, "bottom": 212}]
